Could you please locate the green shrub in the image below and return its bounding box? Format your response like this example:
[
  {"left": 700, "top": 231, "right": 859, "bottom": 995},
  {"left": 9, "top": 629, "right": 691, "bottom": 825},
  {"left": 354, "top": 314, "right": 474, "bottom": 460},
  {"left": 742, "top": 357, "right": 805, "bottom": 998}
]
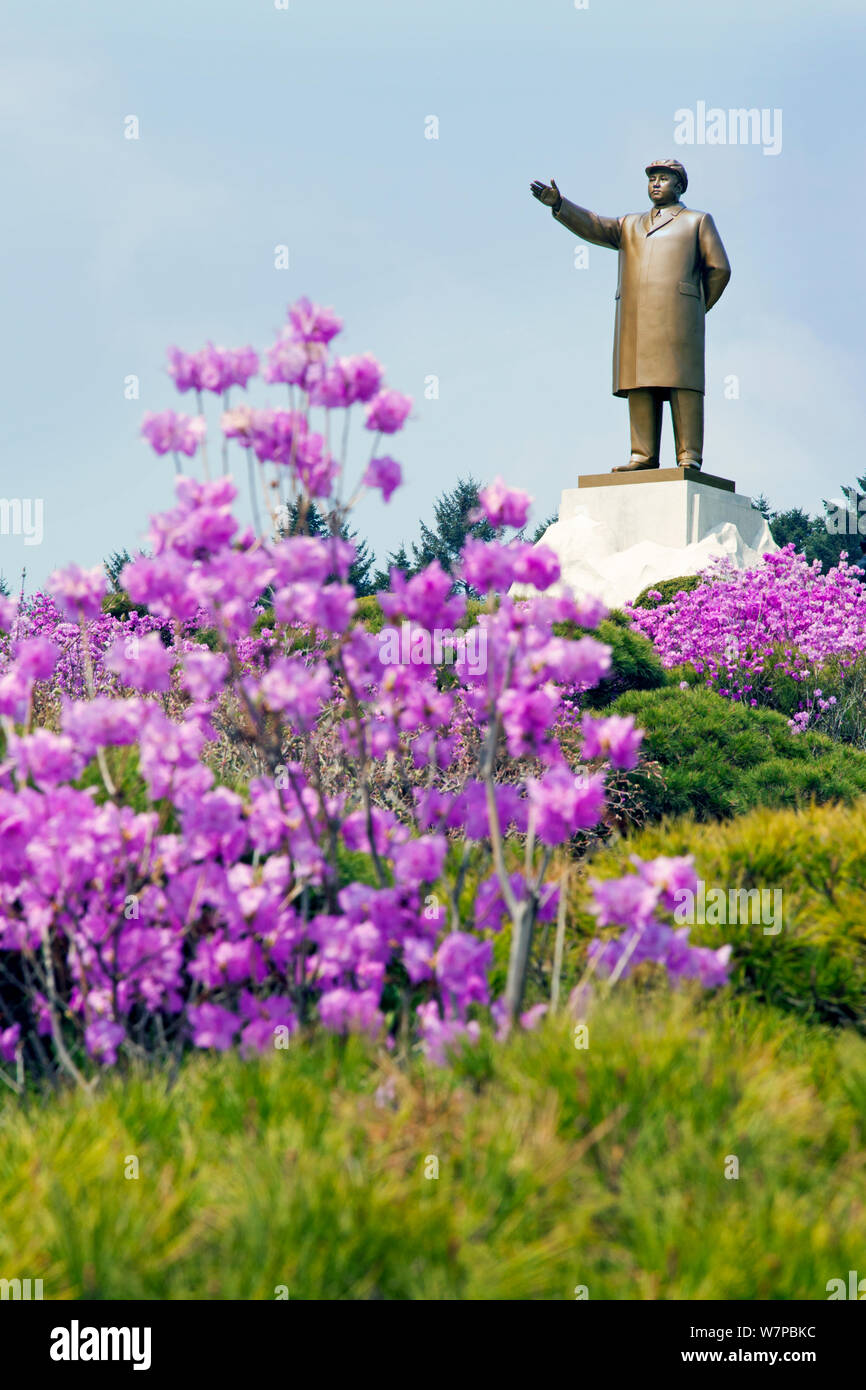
[
  {"left": 74, "top": 746, "right": 169, "bottom": 818},
  {"left": 576, "top": 799, "right": 866, "bottom": 1033},
  {"left": 336, "top": 845, "right": 382, "bottom": 889},
  {"left": 611, "top": 686, "right": 866, "bottom": 822},
  {"left": 603, "top": 607, "right": 630, "bottom": 627},
  {"left": 667, "top": 641, "right": 866, "bottom": 749},
  {"left": 248, "top": 610, "right": 316, "bottom": 654},
  {"left": 189, "top": 627, "right": 221, "bottom": 651},
  {"left": 100, "top": 592, "right": 148, "bottom": 621},
  {"left": 631, "top": 574, "right": 702, "bottom": 609},
  {"left": 813, "top": 650, "right": 866, "bottom": 748}
]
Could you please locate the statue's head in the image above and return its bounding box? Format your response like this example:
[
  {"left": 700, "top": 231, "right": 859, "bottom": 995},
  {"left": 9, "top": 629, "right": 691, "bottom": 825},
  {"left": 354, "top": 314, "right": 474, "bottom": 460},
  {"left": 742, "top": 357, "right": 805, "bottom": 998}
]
[{"left": 645, "top": 159, "right": 687, "bottom": 205}]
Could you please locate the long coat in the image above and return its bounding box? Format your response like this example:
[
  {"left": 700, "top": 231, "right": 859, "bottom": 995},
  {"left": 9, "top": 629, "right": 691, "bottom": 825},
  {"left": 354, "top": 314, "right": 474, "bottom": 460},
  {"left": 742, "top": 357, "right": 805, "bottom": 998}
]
[{"left": 553, "top": 198, "right": 731, "bottom": 397}]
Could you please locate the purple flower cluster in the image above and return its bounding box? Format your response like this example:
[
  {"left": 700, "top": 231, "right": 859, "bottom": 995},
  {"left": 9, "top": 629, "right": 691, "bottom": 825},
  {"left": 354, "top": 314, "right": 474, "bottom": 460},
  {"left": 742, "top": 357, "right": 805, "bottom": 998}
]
[
  {"left": 627, "top": 546, "right": 866, "bottom": 728},
  {"left": 587, "top": 857, "right": 732, "bottom": 989},
  {"left": 167, "top": 344, "right": 259, "bottom": 395},
  {"left": 141, "top": 411, "right": 207, "bottom": 458},
  {"left": 0, "top": 594, "right": 174, "bottom": 703},
  {"left": 143, "top": 297, "right": 413, "bottom": 527}
]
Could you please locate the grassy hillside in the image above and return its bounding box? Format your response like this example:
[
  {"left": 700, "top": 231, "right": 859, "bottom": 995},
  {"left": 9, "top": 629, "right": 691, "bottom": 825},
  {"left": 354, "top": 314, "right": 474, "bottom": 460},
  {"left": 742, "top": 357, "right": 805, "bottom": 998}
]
[{"left": 1, "top": 990, "right": 864, "bottom": 1300}]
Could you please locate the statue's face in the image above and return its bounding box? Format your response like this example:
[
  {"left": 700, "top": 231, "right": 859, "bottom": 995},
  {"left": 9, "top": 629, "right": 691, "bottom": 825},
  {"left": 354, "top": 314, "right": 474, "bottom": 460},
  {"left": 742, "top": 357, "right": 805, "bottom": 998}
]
[{"left": 647, "top": 170, "right": 681, "bottom": 206}]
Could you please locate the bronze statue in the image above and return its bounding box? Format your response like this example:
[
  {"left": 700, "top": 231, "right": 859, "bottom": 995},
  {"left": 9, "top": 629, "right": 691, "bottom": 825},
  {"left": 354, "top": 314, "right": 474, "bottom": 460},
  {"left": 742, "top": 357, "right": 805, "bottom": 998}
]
[{"left": 531, "top": 160, "right": 731, "bottom": 472}]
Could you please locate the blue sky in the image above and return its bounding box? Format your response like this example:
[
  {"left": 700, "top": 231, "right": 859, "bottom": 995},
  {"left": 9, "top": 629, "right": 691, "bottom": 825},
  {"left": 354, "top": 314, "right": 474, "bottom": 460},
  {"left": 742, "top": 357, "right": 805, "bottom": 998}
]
[{"left": 2, "top": 0, "right": 864, "bottom": 590}]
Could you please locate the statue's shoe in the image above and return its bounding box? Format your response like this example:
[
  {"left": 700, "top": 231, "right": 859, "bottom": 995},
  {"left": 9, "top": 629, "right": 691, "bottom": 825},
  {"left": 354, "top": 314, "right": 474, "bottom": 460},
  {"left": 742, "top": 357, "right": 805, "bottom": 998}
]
[
  {"left": 612, "top": 459, "right": 660, "bottom": 472},
  {"left": 679, "top": 460, "right": 703, "bottom": 470}
]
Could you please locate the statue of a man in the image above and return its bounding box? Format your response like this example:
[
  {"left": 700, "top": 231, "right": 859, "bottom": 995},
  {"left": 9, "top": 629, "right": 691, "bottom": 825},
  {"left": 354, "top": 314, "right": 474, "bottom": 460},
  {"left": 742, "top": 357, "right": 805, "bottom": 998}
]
[{"left": 531, "top": 160, "right": 731, "bottom": 472}]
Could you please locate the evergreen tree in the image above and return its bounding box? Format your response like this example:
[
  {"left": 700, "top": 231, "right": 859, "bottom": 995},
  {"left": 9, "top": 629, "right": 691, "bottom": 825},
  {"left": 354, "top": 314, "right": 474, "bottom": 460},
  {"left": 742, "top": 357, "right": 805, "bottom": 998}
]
[
  {"left": 407, "top": 477, "right": 496, "bottom": 587},
  {"left": 528, "top": 514, "right": 557, "bottom": 543},
  {"left": 371, "top": 477, "right": 496, "bottom": 595},
  {"left": 767, "top": 506, "right": 818, "bottom": 555},
  {"left": 104, "top": 548, "right": 133, "bottom": 592},
  {"left": 759, "top": 475, "right": 866, "bottom": 572},
  {"left": 347, "top": 534, "right": 375, "bottom": 596},
  {"left": 372, "top": 543, "right": 411, "bottom": 594}
]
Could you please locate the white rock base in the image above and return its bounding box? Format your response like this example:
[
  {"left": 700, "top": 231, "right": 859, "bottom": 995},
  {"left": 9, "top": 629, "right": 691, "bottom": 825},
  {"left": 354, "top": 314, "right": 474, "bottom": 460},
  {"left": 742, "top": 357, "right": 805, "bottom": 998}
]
[{"left": 515, "top": 469, "right": 778, "bottom": 611}]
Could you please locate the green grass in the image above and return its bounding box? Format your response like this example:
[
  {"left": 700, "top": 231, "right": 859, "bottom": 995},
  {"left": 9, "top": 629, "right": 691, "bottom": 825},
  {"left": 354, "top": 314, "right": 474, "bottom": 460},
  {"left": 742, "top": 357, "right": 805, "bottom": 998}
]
[{"left": 2, "top": 989, "right": 864, "bottom": 1299}]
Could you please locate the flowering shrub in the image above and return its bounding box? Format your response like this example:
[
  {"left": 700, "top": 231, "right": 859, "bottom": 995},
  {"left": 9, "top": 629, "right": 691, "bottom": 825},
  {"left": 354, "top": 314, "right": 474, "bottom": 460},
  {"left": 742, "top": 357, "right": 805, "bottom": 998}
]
[
  {"left": 1, "top": 594, "right": 172, "bottom": 704},
  {"left": 627, "top": 547, "right": 866, "bottom": 731},
  {"left": 0, "top": 297, "right": 728, "bottom": 1092}
]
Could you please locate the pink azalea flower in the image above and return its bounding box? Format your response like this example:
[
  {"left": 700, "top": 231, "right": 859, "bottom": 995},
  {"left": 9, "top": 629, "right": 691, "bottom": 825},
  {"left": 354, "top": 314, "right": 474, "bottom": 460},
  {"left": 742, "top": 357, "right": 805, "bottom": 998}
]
[
  {"left": 10, "top": 730, "right": 84, "bottom": 789},
  {"left": 526, "top": 767, "right": 606, "bottom": 845},
  {"left": 141, "top": 409, "right": 206, "bottom": 457},
  {"left": 181, "top": 649, "right": 230, "bottom": 701},
  {"left": 580, "top": 712, "right": 644, "bottom": 770},
  {"left": 520, "top": 1002, "right": 548, "bottom": 1031},
  {"left": 287, "top": 296, "right": 343, "bottom": 344},
  {"left": 13, "top": 637, "right": 59, "bottom": 681},
  {"left": 85, "top": 1020, "right": 125, "bottom": 1066},
  {"left": 363, "top": 455, "right": 402, "bottom": 502},
  {"left": 105, "top": 633, "right": 176, "bottom": 694},
  {"left": 478, "top": 477, "right": 532, "bottom": 530},
  {"left": 48, "top": 563, "right": 107, "bottom": 621},
  {"left": 365, "top": 389, "right": 412, "bottom": 434},
  {"left": 0, "top": 1023, "right": 21, "bottom": 1063},
  {"left": 318, "top": 987, "right": 383, "bottom": 1037},
  {"left": 459, "top": 538, "right": 519, "bottom": 593},
  {"left": 339, "top": 353, "right": 384, "bottom": 403},
  {"left": 188, "top": 1003, "right": 240, "bottom": 1051},
  {"left": 512, "top": 544, "right": 560, "bottom": 590}
]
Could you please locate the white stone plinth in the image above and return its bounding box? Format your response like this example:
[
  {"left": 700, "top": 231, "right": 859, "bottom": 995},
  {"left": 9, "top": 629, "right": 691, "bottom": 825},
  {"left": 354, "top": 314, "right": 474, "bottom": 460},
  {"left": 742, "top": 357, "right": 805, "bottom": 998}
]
[{"left": 516, "top": 469, "right": 778, "bottom": 611}]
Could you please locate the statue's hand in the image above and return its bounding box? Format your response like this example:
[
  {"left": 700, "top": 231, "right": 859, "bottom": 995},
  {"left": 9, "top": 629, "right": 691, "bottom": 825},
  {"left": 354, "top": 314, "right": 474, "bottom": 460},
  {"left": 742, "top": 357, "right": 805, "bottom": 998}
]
[{"left": 530, "top": 177, "right": 561, "bottom": 207}]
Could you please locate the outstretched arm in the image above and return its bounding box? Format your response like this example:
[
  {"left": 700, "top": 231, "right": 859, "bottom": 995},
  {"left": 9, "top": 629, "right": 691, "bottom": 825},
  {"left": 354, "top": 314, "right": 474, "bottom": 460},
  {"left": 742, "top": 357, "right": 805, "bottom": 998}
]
[
  {"left": 530, "top": 176, "right": 564, "bottom": 212},
  {"left": 699, "top": 213, "right": 731, "bottom": 310},
  {"left": 531, "top": 178, "right": 622, "bottom": 249}
]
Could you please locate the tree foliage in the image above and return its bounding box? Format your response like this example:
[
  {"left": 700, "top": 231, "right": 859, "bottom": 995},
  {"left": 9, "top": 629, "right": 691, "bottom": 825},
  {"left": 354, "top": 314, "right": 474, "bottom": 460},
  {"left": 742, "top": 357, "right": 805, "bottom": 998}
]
[{"left": 760, "top": 475, "right": 866, "bottom": 572}]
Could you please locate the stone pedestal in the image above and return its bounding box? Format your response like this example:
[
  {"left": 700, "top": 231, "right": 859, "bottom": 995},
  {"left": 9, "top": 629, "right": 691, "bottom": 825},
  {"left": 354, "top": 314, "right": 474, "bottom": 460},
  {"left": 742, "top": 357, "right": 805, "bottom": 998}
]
[{"left": 519, "top": 467, "right": 777, "bottom": 610}]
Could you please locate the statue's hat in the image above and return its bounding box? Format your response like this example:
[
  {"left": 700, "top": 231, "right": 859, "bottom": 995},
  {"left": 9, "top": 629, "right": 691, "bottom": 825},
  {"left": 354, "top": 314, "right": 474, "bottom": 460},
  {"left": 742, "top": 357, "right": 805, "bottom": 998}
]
[{"left": 645, "top": 158, "right": 688, "bottom": 192}]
